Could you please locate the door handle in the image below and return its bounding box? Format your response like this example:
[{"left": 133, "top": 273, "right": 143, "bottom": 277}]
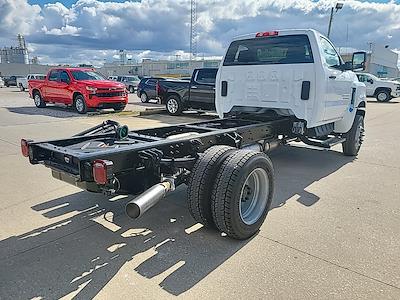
[
  {"left": 329, "top": 75, "right": 336, "bottom": 79},
  {"left": 191, "top": 86, "right": 198, "bottom": 89}
]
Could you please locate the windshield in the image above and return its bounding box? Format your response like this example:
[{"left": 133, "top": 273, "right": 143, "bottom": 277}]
[{"left": 71, "top": 70, "right": 105, "bottom": 80}]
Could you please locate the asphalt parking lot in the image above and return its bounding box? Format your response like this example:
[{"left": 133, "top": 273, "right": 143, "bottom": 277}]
[{"left": 0, "top": 87, "right": 399, "bottom": 299}]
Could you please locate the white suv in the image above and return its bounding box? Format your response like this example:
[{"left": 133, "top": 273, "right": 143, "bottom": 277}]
[{"left": 356, "top": 73, "right": 400, "bottom": 102}]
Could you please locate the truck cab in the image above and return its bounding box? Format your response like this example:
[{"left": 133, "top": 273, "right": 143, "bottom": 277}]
[{"left": 216, "top": 29, "right": 366, "bottom": 134}]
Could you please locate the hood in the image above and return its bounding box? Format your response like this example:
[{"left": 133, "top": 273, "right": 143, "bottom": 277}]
[{"left": 79, "top": 80, "right": 125, "bottom": 89}]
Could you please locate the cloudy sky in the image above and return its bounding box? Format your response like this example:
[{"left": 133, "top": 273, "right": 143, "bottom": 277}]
[{"left": 0, "top": 0, "right": 399, "bottom": 66}]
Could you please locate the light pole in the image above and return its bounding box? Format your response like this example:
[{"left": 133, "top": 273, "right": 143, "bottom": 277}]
[{"left": 327, "top": 3, "right": 343, "bottom": 39}]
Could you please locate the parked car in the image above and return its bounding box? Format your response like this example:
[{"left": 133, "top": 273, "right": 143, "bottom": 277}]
[
  {"left": 356, "top": 72, "right": 400, "bottom": 102},
  {"left": 28, "top": 68, "right": 128, "bottom": 114},
  {"left": 136, "top": 77, "right": 166, "bottom": 103},
  {"left": 0, "top": 77, "right": 4, "bottom": 88},
  {"left": 108, "top": 76, "right": 118, "bottom": 81},
  {"left": 4, "top": 75, "right": 24, "bottom": 87},
  {"left": 156, "top": 68, "right": 218, "bottom": 115},
  {"left": 17, "top": 74, "right": 46, "bottom": 91},
  {"left": 117, "top": 75, "right": 140, "bottom": 93}
]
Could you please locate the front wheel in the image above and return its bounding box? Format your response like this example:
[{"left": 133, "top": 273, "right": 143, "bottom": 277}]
[
  {"left": 113, "top": 104, "right": 126, "bottom": 112},
  {"left": 376, "top": 90, "right": 390, "bottom": 102},
  {"left": 74, "top": 95, "right": 87, "bottom": 114},
  {"left": 129, "top": 86, "right": 135, "bottom": 93},
  {"left": 342, "top": 114, "right": 365, "bottom": 156},
  {"left": 211, "top": 150, "right": 274, "bottom": 240},
  {"left": 19, "top": 84, "right": 25, "bottom": 92},
  {"left": 166, "top": 95, "right": 183, "bottom": 115}
]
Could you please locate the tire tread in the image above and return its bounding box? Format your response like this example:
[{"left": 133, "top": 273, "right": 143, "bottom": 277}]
[
  {"left": 211, "top": 150, "right": 273, "bottom": 239},
  {"left": 187, "top": 145, "right": 235, "bottom": 227}
]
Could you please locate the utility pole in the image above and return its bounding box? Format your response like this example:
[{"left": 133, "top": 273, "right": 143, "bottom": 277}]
[
  {"left": 327, "top": 3, "right": 343, "bottom": 39},
  {"left": 190, "top": 0, "right": 197, "bottom": 70}
]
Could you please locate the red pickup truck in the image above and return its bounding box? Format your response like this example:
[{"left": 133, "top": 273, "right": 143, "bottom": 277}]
[{"left": 28, "top": 68, "right": 128, "bottom": 114}]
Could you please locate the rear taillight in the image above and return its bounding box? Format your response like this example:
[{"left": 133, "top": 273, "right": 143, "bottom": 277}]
[
  {"left": 92, "top": 159, "right": 113, "bottom": 185},
  {"left": 255, "top": 31, "right": 279, "bottom": 37},
  {"left": 156, "top": 81, "right": 160, "bottom": 94},
  {"left": 21, "top": 139, "right": 30, "bottom": 157}
]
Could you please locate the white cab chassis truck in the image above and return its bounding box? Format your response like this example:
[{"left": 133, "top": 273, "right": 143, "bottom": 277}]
[{"left": 22, "top": 29, "right": 367, "bottom": 240}]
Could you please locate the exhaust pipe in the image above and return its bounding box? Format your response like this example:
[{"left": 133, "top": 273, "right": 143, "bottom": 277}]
[
  {"left": 126, "top": 181, "right": 172, "bottom": 219},
  {"left": 263, "top": 140, "right": 281, "bottom": 152},
  {"left": 242, "top": 140, "right": 281, "bottom": 153}
]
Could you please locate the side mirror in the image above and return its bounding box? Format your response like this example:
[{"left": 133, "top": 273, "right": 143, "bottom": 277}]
[
  {"left": 60, "top": 78, "right": 70, "bottom": 84},
  {"left": 342, "top": 61, "right": 353, "bottom": 71},
  {"left": 367, "top": 79, "right": 374, "bottom": 84},
  {"left": 352, "top": 51, "right": 367, "bottom": 71}
]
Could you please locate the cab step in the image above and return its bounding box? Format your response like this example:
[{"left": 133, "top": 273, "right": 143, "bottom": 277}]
[{"left": 299, "top": 136, "right": 346, "bottom": 149}]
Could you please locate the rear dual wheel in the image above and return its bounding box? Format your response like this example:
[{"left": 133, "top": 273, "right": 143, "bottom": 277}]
[
  {"left": 187, "top": 146, "right": 237, "bottom": 227},
  {"left": 187, "top": 146, "right": 274, "bottom": 240}
]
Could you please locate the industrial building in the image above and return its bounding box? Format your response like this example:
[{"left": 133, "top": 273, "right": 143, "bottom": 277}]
[
  {"left": 99, "top": 58, "right": 221, "bottom": 78},
  {"left": 0, "top": 34, "right": 29, "bottom": 64},
  {"left": 342, "top": 44, "right": 400, "bottom": 78}
]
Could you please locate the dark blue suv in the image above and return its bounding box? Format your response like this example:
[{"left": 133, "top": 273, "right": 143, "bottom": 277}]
[{"left": 136, "top": 77, "right": 165, "bottom": 103}]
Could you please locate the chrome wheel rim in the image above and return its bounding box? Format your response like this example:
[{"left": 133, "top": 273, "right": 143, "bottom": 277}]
[
  {"left": 34, "top": 94, "right": 41, "bottom": 106},
  {"left": 76, "top": 98, "right": 84, "bottom": 112},
  {"left": 141, "top": 94, "right": 147, "bottom": 102},
  {"left": 239, "top": 168, "right": 269, "bottom": 225},
  {"left": 167, "top": 98, "right": 178, "bottom": 114},
  {"left": 377, "top": 92, "right": 387, "bottom": 101}
]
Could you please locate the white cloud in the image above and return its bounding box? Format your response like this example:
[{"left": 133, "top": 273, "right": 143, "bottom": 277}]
[{"left": 0, "top": 0, "right": 400, "bottom": 65}]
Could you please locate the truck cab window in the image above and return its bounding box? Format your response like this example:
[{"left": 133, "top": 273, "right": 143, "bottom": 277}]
[
  {"left": 195, "top": 69, "right": 217, "bottom": 84},
  {"left": 357, "top": 74, "right": 366, "bottom": 82},
  {"left": 48, "top": 70, "right": 59, "bottom": 81},
  {"left": 60, "top": 71, "right": 70, "bottom": 83},
  {"left": 320, "top": 37, "right": 341, "bottom": 68},
  {"left": 146, "top": 79, "right": 156, "bottom": 86}
]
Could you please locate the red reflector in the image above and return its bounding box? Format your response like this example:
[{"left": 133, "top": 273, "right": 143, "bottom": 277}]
[
  {"left": 92, "top": 159, "right": 113, "bottom": 185},
  {"left": 255, "top": 31, "right": 279, "bottom": 37},
  {"left": 21, "top": 139, "right": 29, "bottom": 157},
  {"left": 156, "top": 81, "right": 160, "bottom": 94}
]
